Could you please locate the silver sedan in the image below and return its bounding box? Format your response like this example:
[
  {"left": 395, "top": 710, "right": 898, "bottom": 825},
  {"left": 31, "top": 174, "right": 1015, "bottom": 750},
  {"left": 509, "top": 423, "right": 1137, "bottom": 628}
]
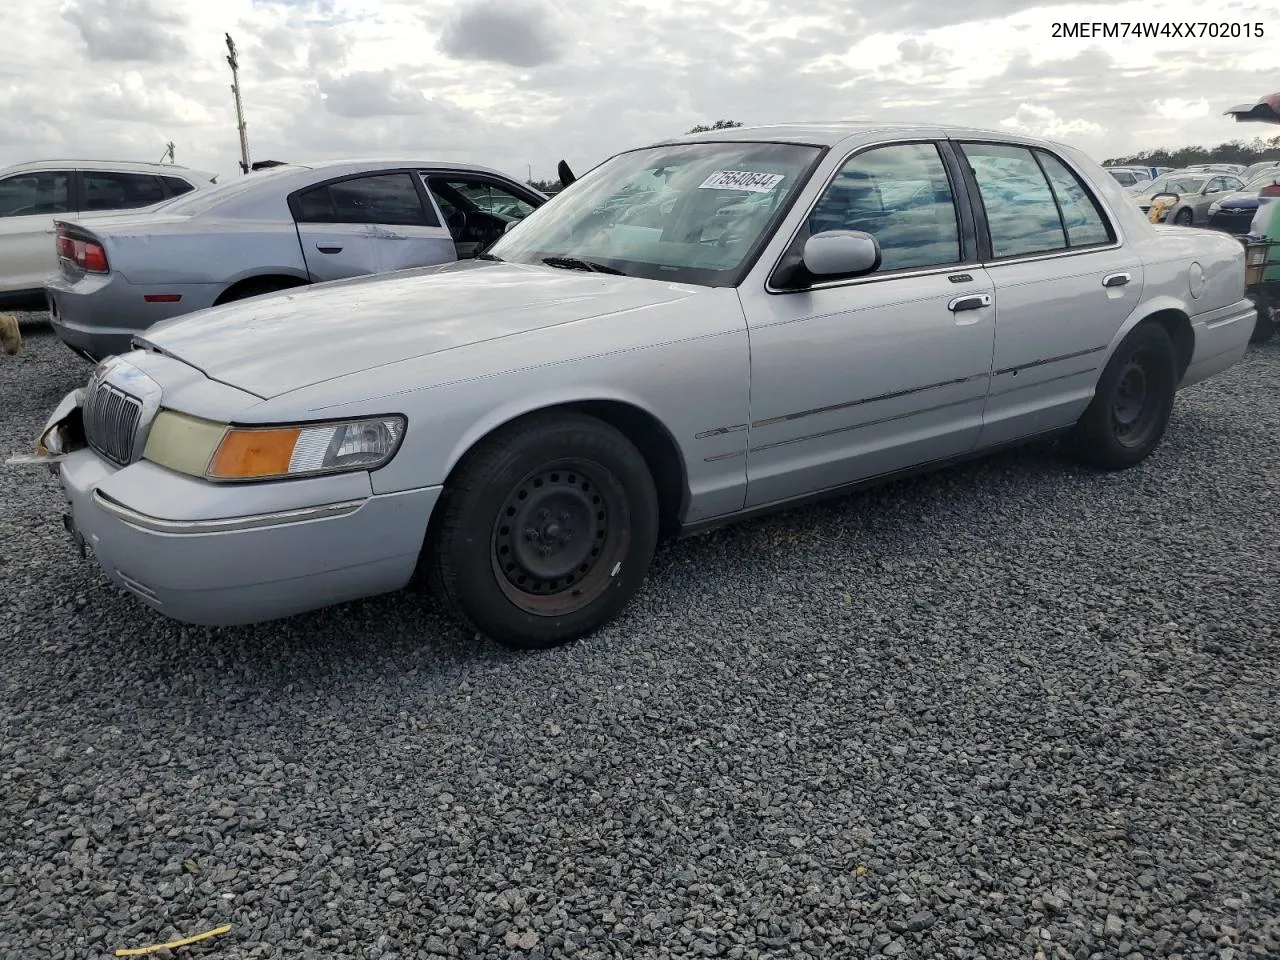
[
  {"left": 20, "top": 122, "right": 1257, "bottom": 650},
  {"left": 44, "top": 159, "right": 547, "bottom": 360}
]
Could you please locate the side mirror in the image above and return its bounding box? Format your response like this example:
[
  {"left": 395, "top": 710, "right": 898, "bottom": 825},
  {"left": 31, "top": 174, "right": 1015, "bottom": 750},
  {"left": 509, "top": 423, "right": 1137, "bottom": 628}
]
[
  {"left": 802, "top": 230, "right": 881, "bottom": 276},
  {"left": 1149, "top": 192, "right": 1180, "bottom": 206},
  {"left": 557, "top": 159, "right": 576, "bottom": 188}
]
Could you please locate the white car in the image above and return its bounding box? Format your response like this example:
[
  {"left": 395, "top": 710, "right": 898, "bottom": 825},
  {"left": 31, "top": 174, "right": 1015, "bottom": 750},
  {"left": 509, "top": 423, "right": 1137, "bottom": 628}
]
[
  {"left": 21, "top": 122, "right": 1256, "bottom": 650},
  {"left": 0, "top": 160, "right": 216, "bottom": 307}
]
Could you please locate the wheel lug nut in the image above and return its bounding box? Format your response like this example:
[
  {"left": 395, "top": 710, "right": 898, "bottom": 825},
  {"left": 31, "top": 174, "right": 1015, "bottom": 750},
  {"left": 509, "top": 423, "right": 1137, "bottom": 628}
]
[
  {"left": 524, "top": 527, "right": 538, "bottom": 541},
  {"left": 538, "top": 508, "right": 551, "bottom": 520},
  {"left": 559, "top": 512, "right": 570, "bottom": 522}
]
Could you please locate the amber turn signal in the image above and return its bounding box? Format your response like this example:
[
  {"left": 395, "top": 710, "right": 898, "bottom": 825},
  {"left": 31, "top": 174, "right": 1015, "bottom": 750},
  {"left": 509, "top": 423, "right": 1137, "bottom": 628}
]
[{"left": 207, "top": 427, "right": 302, "bottom": 480}]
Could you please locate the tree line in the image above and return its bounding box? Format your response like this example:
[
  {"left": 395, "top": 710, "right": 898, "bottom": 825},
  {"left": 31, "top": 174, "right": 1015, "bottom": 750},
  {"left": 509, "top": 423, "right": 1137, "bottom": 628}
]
[{"left": 1104, "top": 134, "right": 1280, "bottom": 168}]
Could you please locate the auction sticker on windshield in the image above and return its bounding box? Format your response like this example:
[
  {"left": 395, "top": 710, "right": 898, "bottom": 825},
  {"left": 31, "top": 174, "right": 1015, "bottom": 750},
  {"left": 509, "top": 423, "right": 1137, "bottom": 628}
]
[{"left": 699, "top": 171, "right": 785, "bottom": 193}]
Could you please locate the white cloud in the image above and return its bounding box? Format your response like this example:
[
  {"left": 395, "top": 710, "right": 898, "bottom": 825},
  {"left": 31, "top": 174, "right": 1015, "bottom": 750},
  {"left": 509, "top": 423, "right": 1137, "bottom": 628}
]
[
  {"left": 1000, "top": 103, "right": 1105, "bottom": 140},
  {"left": 0, "top": 0, "right": 1275, "bottom": 184},
  {"left": 1153, "top": 97, "right": 1211, "bottom": 120}
]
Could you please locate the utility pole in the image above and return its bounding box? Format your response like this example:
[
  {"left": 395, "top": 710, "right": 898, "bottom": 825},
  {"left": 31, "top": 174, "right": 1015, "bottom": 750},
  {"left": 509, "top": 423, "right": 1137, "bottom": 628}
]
[{"left": 225, "top": 33, "right": 251, "bottom": 175}]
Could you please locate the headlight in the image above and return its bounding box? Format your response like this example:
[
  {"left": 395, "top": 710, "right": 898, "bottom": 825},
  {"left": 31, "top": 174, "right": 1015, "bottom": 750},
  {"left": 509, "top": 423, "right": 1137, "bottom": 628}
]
[{"left": 143, "top": 411, "right": 406, "bottom": 481}]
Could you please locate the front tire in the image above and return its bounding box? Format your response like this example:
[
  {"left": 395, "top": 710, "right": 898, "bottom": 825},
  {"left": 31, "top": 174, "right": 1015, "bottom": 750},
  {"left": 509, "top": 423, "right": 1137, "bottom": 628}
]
[
  {"left": 1174, "top": 208, "right": 1193, "bottom": 226},
  {"left": 428, "top": 413, "right": 660, "bottom": 650},
  {"left": 1064, "top": 322, "right": 1178, "bottom": 470}
]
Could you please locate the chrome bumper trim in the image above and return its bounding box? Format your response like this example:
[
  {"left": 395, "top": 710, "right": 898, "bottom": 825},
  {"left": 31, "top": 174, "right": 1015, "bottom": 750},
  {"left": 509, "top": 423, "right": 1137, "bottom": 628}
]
[{"left": 91, "top": 490, "right": 365, "bottom": 534}]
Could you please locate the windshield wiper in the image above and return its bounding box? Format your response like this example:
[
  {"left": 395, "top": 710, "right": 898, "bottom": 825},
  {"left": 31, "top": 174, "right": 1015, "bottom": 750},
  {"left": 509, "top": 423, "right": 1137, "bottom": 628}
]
[
  {"left": 476, "top": 252, "right": 504, "bottom": 261},
  {"left": 541, "top": 256, "right": 625, "bottom": 276}
]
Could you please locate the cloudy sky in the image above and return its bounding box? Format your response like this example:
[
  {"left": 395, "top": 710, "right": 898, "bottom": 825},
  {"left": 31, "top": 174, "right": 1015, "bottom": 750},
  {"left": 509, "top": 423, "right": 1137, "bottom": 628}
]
[{"left": 1, "top": 0, "right": 1276, "bottom": 183}]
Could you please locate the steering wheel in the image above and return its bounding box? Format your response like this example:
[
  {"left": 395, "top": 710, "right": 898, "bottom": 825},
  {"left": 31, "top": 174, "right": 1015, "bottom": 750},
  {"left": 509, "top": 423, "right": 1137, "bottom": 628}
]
[{"left": 446, "top": 208, "right": 469, "bottom": 234}]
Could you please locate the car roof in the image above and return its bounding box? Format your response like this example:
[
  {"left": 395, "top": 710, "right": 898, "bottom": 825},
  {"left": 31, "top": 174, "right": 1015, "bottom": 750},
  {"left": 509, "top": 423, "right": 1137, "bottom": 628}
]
[
  {"left": 655, "top": 120, "right": 1080, "bottom": 150},
  {"left": 282, "top": 158, "right": 524, "bottom": 180},
  {"left": 0, "top": 159, "right": 217, "bottom": 181}
]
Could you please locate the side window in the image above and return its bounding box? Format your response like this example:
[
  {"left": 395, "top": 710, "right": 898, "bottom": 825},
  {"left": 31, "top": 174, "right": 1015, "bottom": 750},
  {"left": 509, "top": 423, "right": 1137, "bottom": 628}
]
[
  {"left": 962, "top": 143, "right": 1067, "bottom": 258},
  {"left": 82, "top": 172, "right": 169, "bottom": 212},
  {"left": 161, "top": 176, "right": 196, "bottom": 198},
  {"left": 1205, "top": 177, "right": 1225, "bottom": 194},
  {"left": 1225, "top": 177, "right": 1243, "bottom": 191},
  {"left": 807, "top": 142, "right": 962, "bottom": 272},
  {"left": 293, "top": 173, "right": 439, "bottom": 227},
  {"left": 428, "top": 178, "right": 537, "bottom": 222},
  {"left": 0, "top": 171, "right": 71, "bottom": 217},
  {"left": 1034, "top": 151, "right": 1113, "bottom": 248}
]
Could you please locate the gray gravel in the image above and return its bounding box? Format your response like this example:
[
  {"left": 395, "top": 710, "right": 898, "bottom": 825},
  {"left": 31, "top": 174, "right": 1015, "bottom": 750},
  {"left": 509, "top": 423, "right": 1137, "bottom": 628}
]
[{"left": 2, "top": 314, "right": 1279, "bottom": 960}]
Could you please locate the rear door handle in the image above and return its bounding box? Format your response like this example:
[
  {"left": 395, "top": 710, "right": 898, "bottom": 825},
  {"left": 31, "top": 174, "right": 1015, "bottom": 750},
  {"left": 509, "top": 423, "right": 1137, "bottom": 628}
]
[
  {"left": 948, "top": 293, "right": 991, "bottom": 312},
  {"left": 316, "top": 244, "right": 343, "bottom": 254},
  {"left": 1103, "top": 272, "right": 1130, "bottom": 288}
]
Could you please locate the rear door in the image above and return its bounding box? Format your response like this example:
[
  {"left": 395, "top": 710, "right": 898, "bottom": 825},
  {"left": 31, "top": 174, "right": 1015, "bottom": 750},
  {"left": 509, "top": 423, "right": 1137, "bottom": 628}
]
[
  {"left": 289, "top": 171, "right": 450, "bottom": 281},
  {"left": 0, "top": 169, "right": 73, "bottom": 293},
  {"left": 954, "top": 140, "right": 1143, "bottom": 447}
]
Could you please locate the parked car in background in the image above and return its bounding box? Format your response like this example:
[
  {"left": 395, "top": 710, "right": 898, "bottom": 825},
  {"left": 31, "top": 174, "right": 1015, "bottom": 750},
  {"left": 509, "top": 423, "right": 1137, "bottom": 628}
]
[
  {"left": 44, "top": 159, "right": 547, "bottom": 361},
  {"left": 1240, "top": 160, "right": 1280, "bottom": 182},
  {"left": 1207, "top": 171, "right": 1280, "bottom": 234},
  {"left": 0, "top": 160, "right": 216, "bottom": 308},
  {"left": 1104, "top": 166, "right": 1152, "bottom": 190},
  {"left": 1134, "top": 171, "right": 1245, "bottom": 224},
  {"left": 23, "top": 122, "right": 1255, "bottom": 650}
]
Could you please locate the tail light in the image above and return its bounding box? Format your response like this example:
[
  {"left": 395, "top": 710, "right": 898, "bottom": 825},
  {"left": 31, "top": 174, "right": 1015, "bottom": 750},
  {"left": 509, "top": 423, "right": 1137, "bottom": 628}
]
[
  {"left": 1260, "top": 184, "right": 1280, "bottom": 198},
  {"left": 55, "top": 226, "right": 109, "bottom": 274}
]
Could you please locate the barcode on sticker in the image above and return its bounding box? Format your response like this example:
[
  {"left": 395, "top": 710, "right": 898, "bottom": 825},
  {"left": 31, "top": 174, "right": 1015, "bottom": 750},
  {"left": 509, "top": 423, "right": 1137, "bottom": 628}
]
[{"left": 699, "top": 171, "right": 785, "bottom": 193}]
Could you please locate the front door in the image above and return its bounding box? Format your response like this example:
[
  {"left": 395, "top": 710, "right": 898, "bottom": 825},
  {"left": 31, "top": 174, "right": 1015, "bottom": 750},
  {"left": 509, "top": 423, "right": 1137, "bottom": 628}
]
[
  {"left": 291, "top": 171, "right": 451, "bottom": 282},
  {"left": 425, "top": 176, "right": 540, "bottom": 259},
  {"left": 739, "top": 141, "right": 997, "bottom": 508},
  {"left": 955, "top": 141, "right": 1145, "bottom": 447},
  {"left": 0, "top": 169, "right": 72, "bottom": 294}
]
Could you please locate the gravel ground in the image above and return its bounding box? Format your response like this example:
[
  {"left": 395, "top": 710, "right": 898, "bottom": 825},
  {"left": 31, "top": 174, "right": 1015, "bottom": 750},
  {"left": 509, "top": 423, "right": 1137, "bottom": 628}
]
[{"left": 2, "top": 314, "right": 1278, "bottom": 960}]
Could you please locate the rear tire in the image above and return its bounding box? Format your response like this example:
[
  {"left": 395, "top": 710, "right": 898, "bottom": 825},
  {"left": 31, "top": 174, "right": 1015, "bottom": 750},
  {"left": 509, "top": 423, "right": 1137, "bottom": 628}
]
[
  {"left": 1064, "top": 322, "right": 1178, "bottom": 470},
  {"left": 427, "top": 413, "right": 660, "bottom": 650},
  {"left": 1249, "top": 291, "right": 1275, "bottom": 344}
]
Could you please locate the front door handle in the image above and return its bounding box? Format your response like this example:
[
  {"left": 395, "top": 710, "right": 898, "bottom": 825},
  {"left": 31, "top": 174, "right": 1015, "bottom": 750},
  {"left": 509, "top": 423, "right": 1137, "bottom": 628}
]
[
  {"left": 948, "top": 293, "right": 991, "bottom": 313},
  {"left": 316, "top": 244, "right": 343, "bottom": 254},
  {"left": 1103, "top": 272, "right": 1130, "bottom": 288}
]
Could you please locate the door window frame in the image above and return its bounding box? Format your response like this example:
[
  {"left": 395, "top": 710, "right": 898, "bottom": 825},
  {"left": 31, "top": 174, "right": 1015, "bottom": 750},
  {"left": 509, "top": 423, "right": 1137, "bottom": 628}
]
[
  {"left": 287, "top": 169, "right": 443, "bottom": 228},
  {"left": 764, "top": 137, "right": 982, "bottom": 294},
  {"left": 953, "top": 140, "right": 1122, "bottom": 266},
  {"left": 0, "top": 169, "right": 74, "bottom": 218}
]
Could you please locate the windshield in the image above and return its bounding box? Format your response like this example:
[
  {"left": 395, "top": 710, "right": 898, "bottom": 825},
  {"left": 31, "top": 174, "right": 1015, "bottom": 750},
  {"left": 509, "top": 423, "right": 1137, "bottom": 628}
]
[
  {"left": 152, "top": 165, "right": 302, "bottom": 215},
  {"left": 1141, "top": 175, "right": 1208, "bottom": 197},
  {"left": 487, "top": 141, "right": 823, "bottom": 286}
]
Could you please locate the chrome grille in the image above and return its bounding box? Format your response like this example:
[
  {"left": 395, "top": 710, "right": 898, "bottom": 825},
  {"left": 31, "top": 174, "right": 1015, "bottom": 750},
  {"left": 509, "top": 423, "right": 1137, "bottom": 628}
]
[{"left": 84, "top": 381, "right": 143, "bottom": 465}]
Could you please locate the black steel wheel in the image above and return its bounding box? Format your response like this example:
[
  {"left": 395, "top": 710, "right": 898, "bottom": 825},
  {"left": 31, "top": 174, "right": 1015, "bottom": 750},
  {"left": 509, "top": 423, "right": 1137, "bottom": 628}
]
[
  {"left": 1174, "top": 208, "right": 1193, "bottom": 226},
  {"left": 490, "top": 461, "right": 630, "bottom": 617},
  {"left": 1064, "top": 322, "right": 1178, "bottom": 470},
  {"left": 428, "top": 412, "right": 660, "bottom": 650}
]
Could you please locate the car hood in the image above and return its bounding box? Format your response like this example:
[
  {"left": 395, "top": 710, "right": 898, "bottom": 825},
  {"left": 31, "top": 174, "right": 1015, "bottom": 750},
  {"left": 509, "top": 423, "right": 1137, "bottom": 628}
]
[{"left": 137, "top": 260, "right": 706, "bottom": 399}]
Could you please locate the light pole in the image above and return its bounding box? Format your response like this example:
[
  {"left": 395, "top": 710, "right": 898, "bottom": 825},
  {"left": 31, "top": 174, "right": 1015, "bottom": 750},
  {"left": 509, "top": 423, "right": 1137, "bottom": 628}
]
[{"left": 226, "top": 33, "right": 252, "bottom": 175}]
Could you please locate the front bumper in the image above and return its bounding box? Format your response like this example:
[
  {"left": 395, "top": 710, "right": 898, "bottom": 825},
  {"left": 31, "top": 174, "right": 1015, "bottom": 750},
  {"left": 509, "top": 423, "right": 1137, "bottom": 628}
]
[
  {"left": 57, "top": 447, "right": 440, "bottom": 627},
  {"left": 46, "top": 273, "right": 220, "bottom": 361}
]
